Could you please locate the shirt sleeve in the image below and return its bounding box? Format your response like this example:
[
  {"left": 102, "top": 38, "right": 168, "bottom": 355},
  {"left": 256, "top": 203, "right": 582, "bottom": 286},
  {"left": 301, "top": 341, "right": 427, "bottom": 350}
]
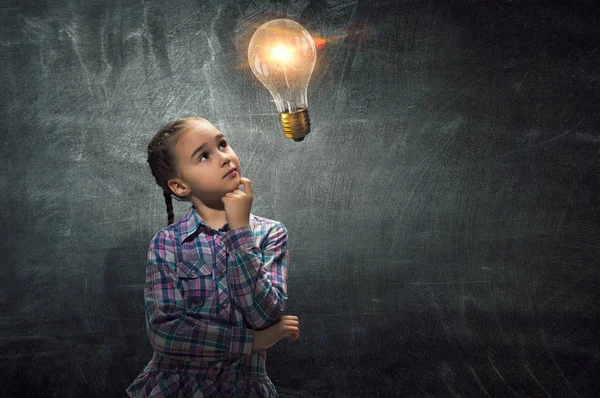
[
  {"left": 145, "top": 229, "right": 254, "bottom": 362},
  {"left": 222, "top": 222, "right": 289, "bottom": 330}
]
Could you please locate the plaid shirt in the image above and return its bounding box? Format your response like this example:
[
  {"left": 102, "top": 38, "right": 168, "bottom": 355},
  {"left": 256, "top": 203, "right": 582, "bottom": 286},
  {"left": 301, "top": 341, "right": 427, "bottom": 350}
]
[{"left": 126, "top": 205, "right": 289, "bottom": 397}]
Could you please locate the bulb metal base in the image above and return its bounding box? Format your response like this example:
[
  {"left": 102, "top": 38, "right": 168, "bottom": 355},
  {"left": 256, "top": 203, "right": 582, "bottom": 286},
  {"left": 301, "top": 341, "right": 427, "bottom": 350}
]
[{"left": 280, "top": 107, "right": 310, "bottom": 142}]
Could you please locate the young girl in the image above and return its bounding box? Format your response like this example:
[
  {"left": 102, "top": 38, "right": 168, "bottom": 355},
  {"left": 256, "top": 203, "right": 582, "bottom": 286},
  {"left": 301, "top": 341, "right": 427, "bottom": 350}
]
[{"left": 126, "top": 117, "right": 300, "bottom": 397}]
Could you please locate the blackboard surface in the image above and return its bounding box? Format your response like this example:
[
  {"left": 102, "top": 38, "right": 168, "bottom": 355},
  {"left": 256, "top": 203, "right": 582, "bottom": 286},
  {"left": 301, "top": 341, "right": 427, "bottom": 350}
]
[{"left": 1, "top": 0, "right": 598, "bottom": 397}]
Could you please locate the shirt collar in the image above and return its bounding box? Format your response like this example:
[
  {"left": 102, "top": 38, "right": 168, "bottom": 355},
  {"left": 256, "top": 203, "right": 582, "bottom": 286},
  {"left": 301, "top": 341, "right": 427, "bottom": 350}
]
[{"left": 179, "top": 205, "right": 254, "bottom": 243}]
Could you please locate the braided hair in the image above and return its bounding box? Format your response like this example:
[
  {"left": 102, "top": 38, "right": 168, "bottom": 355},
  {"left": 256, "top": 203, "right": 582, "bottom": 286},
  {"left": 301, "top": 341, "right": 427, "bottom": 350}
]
[{"left": 147, "top": 117, "right": 206, "bottom": 225}]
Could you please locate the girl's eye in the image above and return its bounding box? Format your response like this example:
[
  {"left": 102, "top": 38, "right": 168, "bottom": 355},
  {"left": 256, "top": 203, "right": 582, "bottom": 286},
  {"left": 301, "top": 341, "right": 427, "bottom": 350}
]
[{"left": 198, "top": 141, "right": 228, "bottom": 161}]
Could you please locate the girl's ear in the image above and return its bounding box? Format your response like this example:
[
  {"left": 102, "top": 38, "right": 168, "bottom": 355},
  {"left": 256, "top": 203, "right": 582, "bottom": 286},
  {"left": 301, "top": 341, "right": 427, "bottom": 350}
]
[{"left": 168, "top": 178, "right": 190, "bottom": 197}]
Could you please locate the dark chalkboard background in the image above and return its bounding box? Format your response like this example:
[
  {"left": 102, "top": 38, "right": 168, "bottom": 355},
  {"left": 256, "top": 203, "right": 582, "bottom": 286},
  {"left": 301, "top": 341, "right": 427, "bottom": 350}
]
[{"left": 1, "top": 0, "right": 599, "bottom": 397}]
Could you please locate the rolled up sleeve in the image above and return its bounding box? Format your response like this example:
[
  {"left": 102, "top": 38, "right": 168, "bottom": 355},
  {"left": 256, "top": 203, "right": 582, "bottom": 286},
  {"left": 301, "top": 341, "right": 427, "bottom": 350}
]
[{"left": 223, "top": 222, "right": 289, "bottom": 330}]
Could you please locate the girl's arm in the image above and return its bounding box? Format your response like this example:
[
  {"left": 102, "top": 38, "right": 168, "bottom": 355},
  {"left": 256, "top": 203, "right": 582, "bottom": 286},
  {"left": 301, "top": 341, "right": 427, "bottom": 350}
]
[
  {"left": 145, "top": 230, "right": 254, "bottom": 362},
  {"left": 223, "top": 222, "right": 289, "bottom": 330}
]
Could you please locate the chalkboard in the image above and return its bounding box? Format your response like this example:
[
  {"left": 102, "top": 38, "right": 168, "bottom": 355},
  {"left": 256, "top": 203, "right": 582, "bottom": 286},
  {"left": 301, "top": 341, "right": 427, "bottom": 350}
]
[{"left": 1, "top": 0, "right": 598, "bottom": 396}]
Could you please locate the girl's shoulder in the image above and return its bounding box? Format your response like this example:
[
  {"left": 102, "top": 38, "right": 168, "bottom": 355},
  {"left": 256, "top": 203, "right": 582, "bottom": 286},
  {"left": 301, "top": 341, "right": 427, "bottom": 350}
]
[
  {"left": 250, "top": 213, "right": 280, "bottom": 226},
  {"left": 147, "top": 218, "right": 185, "bottom": 248},
  {"left": 250, "top": 214, "right": 287, "bottom": 233}
]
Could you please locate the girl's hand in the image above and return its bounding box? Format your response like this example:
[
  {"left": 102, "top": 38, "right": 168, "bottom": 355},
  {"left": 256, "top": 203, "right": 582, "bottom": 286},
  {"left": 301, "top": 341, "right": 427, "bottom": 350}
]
[
  {"left": 252, "top": 315, "right": 300, "bottom": 350},
  {"left": 222, "top": 177, "right": 253, "bottom": 230}
]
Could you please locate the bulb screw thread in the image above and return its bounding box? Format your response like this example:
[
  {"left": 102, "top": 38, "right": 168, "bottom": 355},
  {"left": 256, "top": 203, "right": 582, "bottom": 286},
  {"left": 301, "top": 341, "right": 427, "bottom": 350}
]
[{"left": 280, "top": 107, "right": 310, "bottom": 142}]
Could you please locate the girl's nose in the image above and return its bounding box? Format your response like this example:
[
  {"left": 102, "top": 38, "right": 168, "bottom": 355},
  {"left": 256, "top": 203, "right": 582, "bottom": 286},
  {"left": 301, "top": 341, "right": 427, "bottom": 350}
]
[{"left": 218, "top": 151, "right": 232, "bottom": 164}]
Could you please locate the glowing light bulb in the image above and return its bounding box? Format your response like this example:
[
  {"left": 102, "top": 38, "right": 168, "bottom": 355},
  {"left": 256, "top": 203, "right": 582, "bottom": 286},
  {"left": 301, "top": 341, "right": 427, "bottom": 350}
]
[{"left": 248, "top": 19, "right": 317, "bottom": 142}]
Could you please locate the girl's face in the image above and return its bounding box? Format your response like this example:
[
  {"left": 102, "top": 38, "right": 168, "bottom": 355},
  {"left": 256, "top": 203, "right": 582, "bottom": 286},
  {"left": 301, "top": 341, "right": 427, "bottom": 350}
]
[{"left": 168, "top": 119, "right": 241, "bottom": 204}]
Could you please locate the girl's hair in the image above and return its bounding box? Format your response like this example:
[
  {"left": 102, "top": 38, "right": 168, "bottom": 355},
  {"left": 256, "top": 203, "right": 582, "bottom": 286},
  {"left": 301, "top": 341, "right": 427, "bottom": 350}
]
[{"left": 147, "top": 117, "right": 206, "bottom": 225}]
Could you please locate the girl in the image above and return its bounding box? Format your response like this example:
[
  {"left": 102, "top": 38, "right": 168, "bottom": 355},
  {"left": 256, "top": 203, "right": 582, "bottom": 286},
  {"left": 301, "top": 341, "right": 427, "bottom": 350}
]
[{"left": 126, "top": 117, "right": 300, "bottom": 397}]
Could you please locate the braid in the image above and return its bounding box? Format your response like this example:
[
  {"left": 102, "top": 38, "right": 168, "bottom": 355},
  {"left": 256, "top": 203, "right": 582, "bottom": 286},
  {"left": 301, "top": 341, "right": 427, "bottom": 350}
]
[
  {"left": 147, "top": 116, "right": 206, "bottom": 226},
  {"left": 163, "top": 189, "right": 174, "bottom": 225}
]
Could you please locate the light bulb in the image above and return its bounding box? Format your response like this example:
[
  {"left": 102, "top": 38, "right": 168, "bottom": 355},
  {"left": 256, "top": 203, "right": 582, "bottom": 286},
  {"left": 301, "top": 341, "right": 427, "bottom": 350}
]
[{"left": 248, "top": 19, "right": 317, "bottom": 142}]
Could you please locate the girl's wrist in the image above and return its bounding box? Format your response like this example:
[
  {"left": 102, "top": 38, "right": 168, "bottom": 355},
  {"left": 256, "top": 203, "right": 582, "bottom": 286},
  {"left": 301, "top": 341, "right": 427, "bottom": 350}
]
[{"left": 252, "top": 329, "right": 264, "bottom": 349}]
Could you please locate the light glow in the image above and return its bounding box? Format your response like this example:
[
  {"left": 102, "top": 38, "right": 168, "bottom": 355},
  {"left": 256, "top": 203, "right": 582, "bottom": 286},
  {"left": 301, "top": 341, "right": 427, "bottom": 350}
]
[{"left": 271, "top": 45, "right": 294, "bottom": 63}]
